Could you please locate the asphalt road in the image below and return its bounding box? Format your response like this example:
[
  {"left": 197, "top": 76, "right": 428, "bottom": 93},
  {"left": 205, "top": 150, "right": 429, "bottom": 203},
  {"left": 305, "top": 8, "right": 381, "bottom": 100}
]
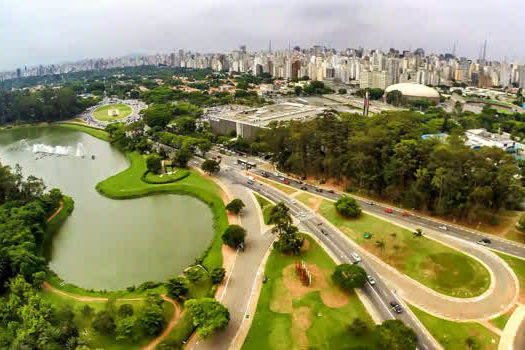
[{"left": 248, "top": 167, "right": 525, "bottom": 260}]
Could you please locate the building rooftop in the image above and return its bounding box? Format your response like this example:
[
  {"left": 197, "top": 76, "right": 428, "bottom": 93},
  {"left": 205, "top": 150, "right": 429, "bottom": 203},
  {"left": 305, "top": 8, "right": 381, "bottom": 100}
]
[{"left": 385, "top": 83, "right": 440, "bottom": 99}]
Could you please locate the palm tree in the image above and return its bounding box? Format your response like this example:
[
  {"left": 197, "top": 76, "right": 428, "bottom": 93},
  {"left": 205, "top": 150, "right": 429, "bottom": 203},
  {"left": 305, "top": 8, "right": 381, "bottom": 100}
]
[
  {"left": 375, "top": 239, "right": 386, "bottom": 255},
  {"left": 413, "top": 228, "right": 423, "bottom": 238}
]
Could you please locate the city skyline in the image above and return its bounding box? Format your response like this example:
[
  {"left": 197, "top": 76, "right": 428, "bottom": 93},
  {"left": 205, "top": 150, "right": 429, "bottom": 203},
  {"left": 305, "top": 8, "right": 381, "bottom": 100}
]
[{"left": 1, "top": 0, "right": 525, "bottom": 71}]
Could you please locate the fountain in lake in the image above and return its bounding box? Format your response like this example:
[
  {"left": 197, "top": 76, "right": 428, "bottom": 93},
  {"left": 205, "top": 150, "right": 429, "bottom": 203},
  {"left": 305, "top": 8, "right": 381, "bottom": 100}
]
[
  {"left": 31, "top": 142, "right": 87, "bottom": 158},
  {"left": 75, "top": 143, "right": 86, "bottom": 157}
]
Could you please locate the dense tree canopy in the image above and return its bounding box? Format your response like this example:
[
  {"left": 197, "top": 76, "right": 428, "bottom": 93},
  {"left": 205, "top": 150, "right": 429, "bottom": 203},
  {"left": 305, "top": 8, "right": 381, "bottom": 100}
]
[
  {"left": 222, "top": 224, "right": 246, "bottom": 248},
  {"left": 186, "top": 298, "right": 230, "bottom": 338},
  {"left": 225, "top": 198, "right": 245, "bottom": 214},
  {"left": 332, "top": 264, "right": 368, "bottom": 289},
  {"left": 335, "top": 196, "right": 362, "bottom": 218}
]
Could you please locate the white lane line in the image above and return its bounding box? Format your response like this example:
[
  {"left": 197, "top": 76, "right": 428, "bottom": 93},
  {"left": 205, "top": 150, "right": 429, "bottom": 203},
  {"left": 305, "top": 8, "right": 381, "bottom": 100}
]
[{"left": 219, "top": 248, "right": 240, "bottom": 302}]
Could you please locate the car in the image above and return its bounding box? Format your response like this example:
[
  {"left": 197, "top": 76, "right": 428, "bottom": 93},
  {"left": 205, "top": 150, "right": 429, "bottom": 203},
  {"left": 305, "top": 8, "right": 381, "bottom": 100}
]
[
  {"left": 247, "top": 180, "right": 254, "bottom": 185},
  {"left": 384, "top": 208, "right": 393, "bottom": 213},
  {"left": 284, "top": 180, "right": 290, "bottom": 184},
  {"left": 390, "top": 301, "right": 403, "bottom": 313},
  {"left": 279, "top": 177, "right": 285, "bottom": 181},
  {"left": 273, "top": 172, "right": 279, "bottom": 176},
  {"left": 327, "top": 189, "right": 335, "bottom": 194},
  {"left": 301, "top": 186, "right": 308, "bottom": 190},
  {"left": 248, "top": 176, "right": 255, "bottom": 181},
  {"left": 367, "top": 275, "right": 376, "bottom": 285},
  {"left": 477, "top": 238, "right": 492, "bottom": 246},
  {"left": 367, "top": 201, "right": 374, "bottom": 205},
  {"left": 296, "top": 180, "right": 303, "bottom": 184},
  {"left": 315, "top": 188, "right": 323, "bottom": 192},
  {"left": 351, "top": 253, "right": 362, "bottom": 263},
  {"left": 290, "top": 199, "right": 297, "bottom": 204},
  {"left": 262, "top": 172, "right": 270, "bottom": 178},
  {"left": 438, "top": 225, "right": 448, "bottom": 230},
  {"left": 321, "top": 229, "right": 328, "bottom": 236},
  {"left": 402, "top": 211, "right": 409, "bottom": 216}
]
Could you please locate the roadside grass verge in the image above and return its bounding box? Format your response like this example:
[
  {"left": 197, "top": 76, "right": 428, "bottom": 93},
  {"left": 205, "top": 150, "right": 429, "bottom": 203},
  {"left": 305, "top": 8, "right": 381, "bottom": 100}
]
[
  {"left": 39, "top": 289, "right": 175, "bottom": 350},
  {"left": 318, "top": 200, "right": 490, "bottom": 298},
  {"left": 56, "top": 122, "right": 110, "bottom": 141},
  {"left": 495, "top": 252, "right": 525, "bottom": 303},
  {"left": 295, "top": 192, "right": 322, "bottom": 210},
  {"left": 93, "top": 103, "right": 132, "bottom": 122},
  {"left": 490, "top": 310, "right": 512, "bottom": 330},
  {"left": 254, "top": 192, "right": 275, "bottom": 225},
  {"left": 242, "top": 236, "right": 375, "bottom": 350},
  {"left": 409, "top": 305, "right": 499, "bottom": 350},
  {"left": 254, "top": 176, "right": 297, "bottom": 195}
]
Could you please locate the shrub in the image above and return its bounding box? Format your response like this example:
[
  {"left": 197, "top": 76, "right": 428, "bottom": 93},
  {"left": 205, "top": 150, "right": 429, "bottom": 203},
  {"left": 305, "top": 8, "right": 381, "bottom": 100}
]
[
  {"left": 166, "top": 276, "right": 189, "bottom": 300},
  {"left": 186, "top": 298, "right": 230, "bottom": 338},
  {"left": 335, "top": 196, "right": 362, "bottom": 218},
  {"left": 118, "top": 304, "right": 134, "bottom": 318},
  {"left": 92, "top": 310, "right": 116, "bottom": 335},
  {"left": 225, "top": 199, "right": 245, "bottom": 215},
  {"left": 222, "top": 224, "right": 246, "bottom": 248},
  {"left": 332, "top": 264, "right": 367, "bottom": 289},
  {"left": 211, "top": 267, "right": 226, "bottom": 284},
  {"left": 146, "top": 154, "right": 163, "bottom": 174}
]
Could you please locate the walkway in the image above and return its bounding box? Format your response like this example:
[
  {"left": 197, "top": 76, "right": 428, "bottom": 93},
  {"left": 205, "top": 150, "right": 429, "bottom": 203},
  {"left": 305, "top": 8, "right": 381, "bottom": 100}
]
[
  {"left": 190, "top": 169, "right": 274, "bottom": 350},
  {"left": 42, "top": 282, "right": 180, "bottom": 350},
  {"left": 499, "top": 304, "right": 525, "bottom": 350}
]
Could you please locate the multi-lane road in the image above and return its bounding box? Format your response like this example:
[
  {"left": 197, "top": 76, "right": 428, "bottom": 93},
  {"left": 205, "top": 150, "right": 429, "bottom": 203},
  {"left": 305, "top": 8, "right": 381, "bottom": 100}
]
[{"left": 198, "top": 151, "right": 524, "bottom": 349}]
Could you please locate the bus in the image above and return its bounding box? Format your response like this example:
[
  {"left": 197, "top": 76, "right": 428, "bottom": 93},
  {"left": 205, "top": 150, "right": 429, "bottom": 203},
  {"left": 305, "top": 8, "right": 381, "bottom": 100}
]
[{"left": 237, "top": 159, "right": 257, "bottom": 169}]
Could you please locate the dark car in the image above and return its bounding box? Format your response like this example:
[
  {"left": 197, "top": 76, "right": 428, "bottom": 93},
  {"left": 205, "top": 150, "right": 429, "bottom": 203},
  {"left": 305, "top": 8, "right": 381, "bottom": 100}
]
[
  {"left": 327, "top": 189, "right": 335, "bottom": 194},
  {"left": 262, "top": 172, "right": 270, "bottom": 178},
  {"left": 390, "top": 301, "right": 403, "bottom": 314},
  {"left": 301, "top": 186, "right": 308, "bottom": 190},
  {"left": 477, "top": 238, "right": 492, "bottom": 246},
  {"left": 315, "top": 188, "right": 323, "bottom": 193}
]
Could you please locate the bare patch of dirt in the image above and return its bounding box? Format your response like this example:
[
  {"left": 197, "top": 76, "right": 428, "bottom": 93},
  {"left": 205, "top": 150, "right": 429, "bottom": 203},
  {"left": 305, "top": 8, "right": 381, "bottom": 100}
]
[
  {"left": 320, "top": 287, "right": 349, "bottom": 308},
  {"left": 283, "top": 263, "right": 327, "bottom": 298},
  {"left": 291, "top": 306, "right": 312, "bottom": 349},
  {"left": 300, "top": 239, "right": 310, "bottom": 252}
]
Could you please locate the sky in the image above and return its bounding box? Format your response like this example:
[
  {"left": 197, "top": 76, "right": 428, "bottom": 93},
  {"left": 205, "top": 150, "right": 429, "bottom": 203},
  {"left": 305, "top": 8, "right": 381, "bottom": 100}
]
[{"left": 1, "top": 0, "right": 524, "bottom": 71}]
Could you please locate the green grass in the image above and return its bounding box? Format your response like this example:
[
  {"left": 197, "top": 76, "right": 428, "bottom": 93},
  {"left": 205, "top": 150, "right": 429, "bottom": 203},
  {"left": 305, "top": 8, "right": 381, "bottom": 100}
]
[
  {"left": 95, "top": 151, "right": 227, "bottom": 271},
  {"left": 490, "top": 312, "right": 512, "bottom": 330},
  {"left": 242, "top": 236, "right": 376, "bottom": 350},
  {"left": 496, "top": 252, "right": 525, "bottom": 303},
  {"left": 93, "top": 104, "right": 132, "bottom": 121},
  {"left": 254, "top": 193, "right": 275, "bottom": 225},
  {"left": 158, "top": 310, "right": 195, "bottom": 348},
  {"left": 318, "top": 200, "right": 490, "bottom": 298},
  {"left": 409, "top": 305, "right": 499, "bottom": 350},
  {"left": 39, "top": 289, "right": 175, "bottom": 350},
  {"left": 56, "top": 122, "right": 110, "bottom": 141},
  {"left": 143, "top": 168, "right": 190, "bottom": 184}
]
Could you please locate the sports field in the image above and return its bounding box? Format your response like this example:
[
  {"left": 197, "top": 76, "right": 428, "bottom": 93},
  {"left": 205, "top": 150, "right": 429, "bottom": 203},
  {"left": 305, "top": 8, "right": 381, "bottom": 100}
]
[{"left": 93, "top": 104, "right": 132, "bottom": 121}]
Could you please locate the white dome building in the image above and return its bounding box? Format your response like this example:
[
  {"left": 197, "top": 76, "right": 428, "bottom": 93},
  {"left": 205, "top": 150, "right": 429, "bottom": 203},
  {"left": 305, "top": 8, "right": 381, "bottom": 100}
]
[{"left": 385, "top": 83, "right": 440, "bottom": 103}]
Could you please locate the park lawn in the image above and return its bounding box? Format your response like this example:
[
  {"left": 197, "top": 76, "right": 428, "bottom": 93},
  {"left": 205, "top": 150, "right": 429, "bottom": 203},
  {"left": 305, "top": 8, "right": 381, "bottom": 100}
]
[
  {"left": 409, "top": 305, "right": 499, "bottom": 350},
  {"left": 318, "top": 200, "right": 490, "bottom": 298},
  {"left": 254, "top": 193, "right": 275, "bottom": 225},
  {"left": 295, "top": 192, "right": 323, "bottom": 211},
  {"left": 496, "top": 252, "right": 525, "bottom": 303},
  {"left": 93, "top": 103, "right": 132, "bottom": 121},
  {"left": 39, "top": 289, "right": 175, "bottom": 350},
  {"left": 95, "top": 151, "right": 227, "bottom": 271},
  {"left": 255, "top": 176, "right": 297, "bottom": 195},
  {"left": 143, "top": 168, "right": 190, "bottom": 184},
  {"left": 242, "top": 236, "right": 376, "bottom": 350},
  {"left": 56, "top": 122, "right": 110, "bottom": 141}
]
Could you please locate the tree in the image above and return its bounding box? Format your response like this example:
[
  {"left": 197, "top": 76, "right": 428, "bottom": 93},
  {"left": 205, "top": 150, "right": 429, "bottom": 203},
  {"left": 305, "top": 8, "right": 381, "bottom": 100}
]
[
  {"left": 386, "top": 90, "right": 403, "bottom": 106},
  {"left": 186, "top": 298, "right": 230, "bottom": 338},
  {"left": 92, "top": 311, "right": 116, "bottom": 335},
  {"left": 332, "top": 264, "right": 367, "bottom": 289},
  {"left": 166, "top": 277, "right": 188, "bottom": 300},
  {"left": 349, "top": 318, "right": 369, "bottom": 336},
  {"left": 273, "top": 224, "right": 304, "bottom": 255},
  {"left": 294, "top": 86, "right": 303, "bottom": 96},
  {"left": 338, "top": 88, "right": 347, "bottom": 95},
  {"left": 335, "top": 196, "right": 362, "bottom": 218},
  {"left": 517, "top": 217, "right": 525, "bottom": 233},
  {"left": 116, "top": 316, "right": 139, "bottom": 342},
  {"left": 225, "top": 198, "right": 245, "bottom": 214},
  {"left": 137, "top": 295, "right": 165, "bottom": 336},
  {"left": 146, "top": 154, "right": 162, "bottom": 174},
  {"left": 268, "top": 202, "right": 292, "bottom": 234},
  {"left": 201, "top": 159, "right": 220, "bottom": 175},
  {"left": 81, "top": 305, "right": 95, "bottom": 320},
  {"left": 211, "top": 267, "right": 226, "bottom": 284},
  {"left": 184, "top": 265, "right": 206, "bottom": 282},
  {"left": 413, "top": 228, "right": 423, "bottom": 238},
  {"left": 375, "top": 239, "right": 386, "bottom": 255},
  {"left": 222, "top": 224, "right": 246, "bottom": 248},
  {"left": 118, "top": 304, "right": 134, "bottom": 318},
  {"left": 376, "top": 320, "right": 418, "bottom": 350},
  {"left": 465, "top": 336, "right": 480, "bottom": 350},
  {"left": 172, "top": 146, "right": 192, "bottom": 168}
]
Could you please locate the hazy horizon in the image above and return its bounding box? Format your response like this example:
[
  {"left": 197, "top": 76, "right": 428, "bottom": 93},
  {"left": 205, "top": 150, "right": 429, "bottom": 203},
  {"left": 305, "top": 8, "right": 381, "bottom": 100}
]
[{"left": 1, "top": 0, "right": 524, "bottom": 71}]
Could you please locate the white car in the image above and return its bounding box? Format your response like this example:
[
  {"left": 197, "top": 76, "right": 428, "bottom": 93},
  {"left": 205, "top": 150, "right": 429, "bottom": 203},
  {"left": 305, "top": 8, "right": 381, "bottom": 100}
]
[
  {"left": 248, "top": 176, "right": 255, "bottom": 181},
  {"left": 290, "top": 199, "right": 297, "bottom": 204},
  {"left": 438, "top": 225, "right": 448, "bottom": 231},
  {"left": 367, "top": 275, "right": 376, "bottom": 285},
  {"left": 351, "top": 253, "right": 362, "bottom": 263}
]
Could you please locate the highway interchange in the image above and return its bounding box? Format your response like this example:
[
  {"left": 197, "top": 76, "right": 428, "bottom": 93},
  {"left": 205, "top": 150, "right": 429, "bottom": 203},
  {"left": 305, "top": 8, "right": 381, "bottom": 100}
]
[{"left": 197, "top": 151, "right": 525, "bottom": 349}]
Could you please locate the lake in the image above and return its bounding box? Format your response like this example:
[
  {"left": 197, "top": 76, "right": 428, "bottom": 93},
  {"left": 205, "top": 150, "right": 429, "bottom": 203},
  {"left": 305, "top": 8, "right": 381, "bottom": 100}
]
[{"left": 0, "top": 126, "right": 214, "bottom": 290}]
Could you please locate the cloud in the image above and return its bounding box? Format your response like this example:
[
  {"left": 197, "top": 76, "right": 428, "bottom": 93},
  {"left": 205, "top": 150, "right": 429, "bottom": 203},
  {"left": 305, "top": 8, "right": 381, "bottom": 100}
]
[{"left": 0, "top": 0, "right": 523, "bottom": 71}]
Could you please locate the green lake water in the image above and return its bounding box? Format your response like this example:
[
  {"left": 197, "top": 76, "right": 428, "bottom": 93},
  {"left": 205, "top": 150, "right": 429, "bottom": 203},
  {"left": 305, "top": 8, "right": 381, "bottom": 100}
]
[{"left": 0, "top": 126, "right": 213, "bottom": 290}]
